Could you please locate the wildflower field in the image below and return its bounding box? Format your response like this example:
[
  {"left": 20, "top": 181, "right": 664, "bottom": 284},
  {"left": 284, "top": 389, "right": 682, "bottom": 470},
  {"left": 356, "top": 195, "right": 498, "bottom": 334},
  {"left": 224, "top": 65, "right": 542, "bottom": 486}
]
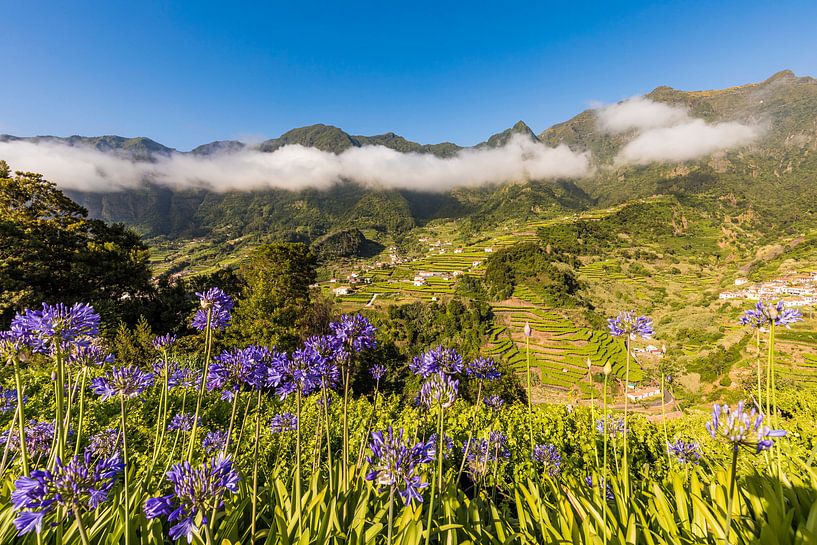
[{"left": 1, "top": 292, "right": 816, "bottom": 545}]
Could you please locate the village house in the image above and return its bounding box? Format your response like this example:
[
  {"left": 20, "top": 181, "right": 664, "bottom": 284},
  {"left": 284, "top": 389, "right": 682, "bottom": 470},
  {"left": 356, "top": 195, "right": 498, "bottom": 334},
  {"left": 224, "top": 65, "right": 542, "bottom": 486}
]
[
  {"left": 626, "top": 386, "right": 662, "bottom": 402},
  {"left": 332, "top": 287, "right": 351, "bottom": 296}
]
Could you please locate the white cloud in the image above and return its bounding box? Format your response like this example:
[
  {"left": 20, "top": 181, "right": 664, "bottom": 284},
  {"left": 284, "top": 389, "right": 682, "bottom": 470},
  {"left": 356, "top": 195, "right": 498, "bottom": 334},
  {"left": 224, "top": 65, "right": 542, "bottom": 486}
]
[
  {"left": 0, "top": 134, "right": 591, "bottom": 193},
  {"left": 595, "top": 97, "right": 759, "bottom": 164},
  {"left": 596, "top": 96, "right": 690, "bottom": 133},
  {"left": 616, "top": 120, "right": 758, "bottom": 165}
]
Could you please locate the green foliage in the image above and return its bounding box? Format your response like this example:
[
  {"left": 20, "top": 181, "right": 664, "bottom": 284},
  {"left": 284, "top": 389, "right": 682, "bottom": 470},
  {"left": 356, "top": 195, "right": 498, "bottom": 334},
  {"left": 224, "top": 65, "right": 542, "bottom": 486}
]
[{"left": 484, "top": 242, "right": 582, "bottom": 304}]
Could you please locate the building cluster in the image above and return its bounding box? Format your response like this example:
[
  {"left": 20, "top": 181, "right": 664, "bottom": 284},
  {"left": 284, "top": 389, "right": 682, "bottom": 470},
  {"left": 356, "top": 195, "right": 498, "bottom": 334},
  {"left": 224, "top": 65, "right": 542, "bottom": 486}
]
[{"left": 719, "top": 272, "right": 817, "bottom": 307}]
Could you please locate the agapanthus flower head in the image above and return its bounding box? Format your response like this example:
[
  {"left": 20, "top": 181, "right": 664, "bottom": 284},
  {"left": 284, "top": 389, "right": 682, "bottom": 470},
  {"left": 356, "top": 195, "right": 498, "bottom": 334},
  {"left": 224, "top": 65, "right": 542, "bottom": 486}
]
[
  {"left": 366, "top": 426, "right": 432, "bottom": 506},
  {"left": 1, "top": 420, "right": 56, "bottom": 459},
  {"left": 370, "top": 363, "right": 387, "bottom": 382},
  {"left": 463, "top": 432, "right": 510, "bottom": 480},
  {"left": 410, "top": 346, "right": 463, "bottom": 377},
  {"left": 203, "top": 431, "right": 228, "bottom": 455},
  {"left": 300, "top": 336, "right": 341, "bottom": 388},
  {"left": 168, "top": 364, "right": 202, "bottom": 391},
  {"left": 208, "top": 346, "right": 269, "bottom": 400},
  {"left": 739, "top": 300, "right": 802, "bottom": 329},
  {"left": 0, "top": 387, "right": 25, "bottom": 414},
  {"left": 706, "top": 401, "right": 785, "bottom": 454},
  {"left": 532, "top": 443, "right": 563, "bottom": 477},
  {"left": 595, "top": 415, "right": 626, "bottom": 438},
  {"left": 10, "top": 303, "right": 100, "bottom": 354},
  {"left": 270, "top": 412, "right": 298, "bottom": 434},
  {"left": 329, "top": 313, "right": 377, "bottom": 353},
  {"left": 419, "top": 373, "right": 459, "bottom": 409},
  {"left": 153, "top": 334, "right": 178, "bottom": 350},
  {"left": 276, "top": 350, "right": 321, "bottom": 399},
  {"left": 87, "top": 428, "right": 120, "bottom": 459},
  {"left": 144, "top": 454, "right": 240, "bottom": 543},
  {"left": 168, "top": 413, "right": 201, "bottom": 433},
  {"left": 90, "top": 365, "right": 154, "bottom": 400},
  {"left": 11, "top": 450, "right": 123, "bottom": 535},
  {"left": 585, "top": 475, "right": 614, "bottom": 501},
  {"left": 191, "top": 288, "right": 234, "bottom": 332},
  {"left": 667, "top": 439, "right": 701, "bottom": 464},
  {"left": 0, "top": 329, "right": 32, "bottom": 365},
  {"left": 425, "top": 433, "right": 454, "bottom": 460},
  {"left": 465, "top": 357, "right": 500, "bottom": 381},
  {"left": 607, "top": 311, "right": 654, "bottom": 339},
  {"left": 483, "top": 395, "right": 504, "bottom": 410},
  {"left": 67, "top": 344, "right": 114, "bottom": 368}
]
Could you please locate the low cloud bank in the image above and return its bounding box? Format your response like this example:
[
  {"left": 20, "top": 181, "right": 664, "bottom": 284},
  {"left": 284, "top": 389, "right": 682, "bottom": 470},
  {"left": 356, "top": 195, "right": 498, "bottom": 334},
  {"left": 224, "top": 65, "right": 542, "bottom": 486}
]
[
  {"left": 0, "top": 134, "right": 591, "bottom": 193},
  {"left": 595, "top": 97, "right": 759, "bottom": 164}
]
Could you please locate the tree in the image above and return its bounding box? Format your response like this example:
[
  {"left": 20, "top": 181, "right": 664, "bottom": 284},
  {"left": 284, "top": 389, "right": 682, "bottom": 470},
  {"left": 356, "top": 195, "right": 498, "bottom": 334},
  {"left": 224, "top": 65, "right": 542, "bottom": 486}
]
[
  {"left": 230, "top": 243, "right": 318, "bottom": 349},
  {"left": 0, "top": 168, "right": 153, "bottom": 325}
]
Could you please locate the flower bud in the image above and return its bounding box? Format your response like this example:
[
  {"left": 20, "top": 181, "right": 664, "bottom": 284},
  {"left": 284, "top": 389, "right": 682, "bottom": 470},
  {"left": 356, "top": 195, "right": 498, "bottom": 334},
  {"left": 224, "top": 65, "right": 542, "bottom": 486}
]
[
  {"left": 523, "top": 322, "right": 531, "bottom": 337},
  {"left": 603, "top": 361, "right": 612, "bottom": 376}
]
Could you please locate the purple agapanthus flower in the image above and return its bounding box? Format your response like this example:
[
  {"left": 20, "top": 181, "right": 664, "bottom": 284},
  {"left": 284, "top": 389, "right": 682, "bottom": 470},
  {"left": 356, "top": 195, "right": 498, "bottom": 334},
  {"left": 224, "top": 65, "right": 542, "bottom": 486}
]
[
  {"left": 1, "top": 421, "right": 56, "bottom": 459},
  {"left": 667, "top": 439, "right": 701, "bottom": 464},
  {"left": 425, "top": 433, "right": 454, "bottom": 460},
  {"left": 532, "top": 444, "right": 562, "bottom": 477},
  {"left": 739, "top": 300, "right": 802, "bottom": 329},
  {"left": 168, "top": 413, "right": 201, "bottom": 433},
  {"left": 483, "top": 395, "right": 504, "bottom": 410},
  {"left": 366, "top": 426, "right": 432, "bottom": 506},
  {"left": 11, "top": 450, "right": 123, "bottom": 535},
  {"left": 463, "top": 432, "right": 510, "bottom": 480},
  {"left": 87, "top": 428, "right": 120, "bottom": 459},
  {"left": 301, "top": 335, "right": 342, "bottom": 388},
  {"left": 90, "top": 365, "right": 154, "bottom": 400},
  {"left": 203, "top": 431, "right": 228, "bottom": 455},
  {"left": 153, "top": 334, "right": 178, "bottom": 350},
  {"left": 465, "top": 357, "right": 500, "bottom": 381},
  {"left": 270, "top": 412, "right": 298, "bottom": 433},
  {"left": 419, "top": 373, "right": 459, "bottom": 409},
  {"left": 275, "top": 351, "right": 321, "bottom": 399},
  {"left": 66, "top": 344, "right": 114, "bottom": 367},
  {"left": 208, "top": 346, "right": 269, "bottom": 400},
  {"left": 585, "top": 475, "right": 614, "bottom": 501},
  {"left": 329, "top": 313, "right": 377, "bottom": 353},
  {"left": 168, "top": 365, "right": 202, "bottom": 391},
  {"left": 595, "top": 415, "right": 626, "bottom": 438},
  {"left": 608, "top": 311, "right": 654, "bottom": 339},
  {"left": 191, "top": 288, "right": 234, "bottom": 332},
  {"left": 144, "top": 454, "right": 241, "bottom": 543},
  {"left": 706, "top": 401, "right": 786, "bottom": 454},
  {"left": 410, "top": 346, "right": 464, "bottom": 377},
  {"left": 0, "top": 329, "right": 33, "bottom": 364},
  {"left": 10, "top": 302, "right": 100, "bottom": 354},
  {"left": 0, "top": 387, "right": 25, "bottom": 414},
  {"left": 370, "top": 363, "right": 387, "bottom": 382}
]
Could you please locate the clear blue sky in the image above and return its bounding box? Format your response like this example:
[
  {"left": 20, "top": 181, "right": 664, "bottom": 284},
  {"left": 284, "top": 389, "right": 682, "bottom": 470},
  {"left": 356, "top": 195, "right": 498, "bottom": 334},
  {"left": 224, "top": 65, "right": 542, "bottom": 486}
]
[{"left": 1, "top": 1, "right": 815, "bottom": 150}]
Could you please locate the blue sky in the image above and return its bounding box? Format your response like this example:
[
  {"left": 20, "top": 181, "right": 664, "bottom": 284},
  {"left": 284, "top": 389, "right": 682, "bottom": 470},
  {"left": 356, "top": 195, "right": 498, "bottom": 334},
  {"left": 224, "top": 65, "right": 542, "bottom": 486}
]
[{"left": 1, "top": 1, "right": 815, "bottom": 150}]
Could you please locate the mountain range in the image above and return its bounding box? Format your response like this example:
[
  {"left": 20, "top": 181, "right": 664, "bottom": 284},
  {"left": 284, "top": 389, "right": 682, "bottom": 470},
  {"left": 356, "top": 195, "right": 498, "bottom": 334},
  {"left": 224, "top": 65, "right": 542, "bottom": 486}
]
[{"left": 2, "top": 70, "right": 817, "bottom": 245}]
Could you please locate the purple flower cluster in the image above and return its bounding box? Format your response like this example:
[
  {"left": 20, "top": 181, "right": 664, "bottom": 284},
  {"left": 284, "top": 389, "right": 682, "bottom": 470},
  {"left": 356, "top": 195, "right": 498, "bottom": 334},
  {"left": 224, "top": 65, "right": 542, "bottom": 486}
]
[
  {"left": 410, "top": 346, "right": 463, "bottom": 377},
  {"left": 330, "top": 313, "right": 377, "bottom": 353},
  {"left": 1, "top": 421, "right": 56, "bottom": 459},
  {"left": 483, "top": 395, "right": 504, "bottom": 410},
  {"left": 667, "top": 439, "right": 701, "bottom": 464},
  {"left": 88, "top": 428, "right": 120, "bottom": 459},
  {"left": 0, "top": 387, "right": 24, "bottom": 414},
  {"left": 465, "top": 357, "right": 501, "bottom": 381},
  {"left": 10, "top": 302, "right": 100, "bottom": 354},
  {"left": 168, "top": 364, "right": 202, "bottom": 391},
  {"left": 739, "top": 300, "right": 802, "bottom": 329},
  {"left": 208, "top": 345, "right": 273, "bottom": 400},
  {"left": 532, "top": 443, "right": 562, "bottom": 477},
  {"left": 419, "top": 373, "right": 459, "bottom": 409},
  {"left": 0, "top": 330, "right": 31, "bottom": 363},
  {"left": 67, "top": 344, "right": 114, "bottom": 367},
  {"left": 90, "top": 365, "right": 154, "bottom": 400},
  {"left": 168, "top": 413, "right": 201, "bottom": 433},
  {"left": 191, "top": 288, "right": 234, "bottom": 332},
  {"left": 270, "top": 412, "right": 298, "bottom": 433},
  {"left": 595, "top": 415, "right": 627, "bottom": 438},
  {"left": 11, "top": 450, "right": 123, "bottom": 535},
  {"left": 153, "top": 334, "right": 178, "bottom": 350},
  {"left": 585, "top": 475, "right": 614, "bottom": 501},
  {"left": 203, "top": 431, "right": 228, "bottom": 454},
  {"left": 706, "top": 401, "right": 785, "bottom": 454},
  {"left": 425, "top": 433, "right": 454, "bottom": 460},
  {"left": 463, "top": 432, "right": 510, "bottom": 479},
  {"left": 370, "top": 363, "right": 387, "bottom": 382},
  {"left": 607, "top": 311, "right": 654, "bottom": 339},
  {"left": 366, "top": 426, "right": 432, "bottom": 506},
  {"left": 144, "top": 454, "right": 241, "bottom": 543}
]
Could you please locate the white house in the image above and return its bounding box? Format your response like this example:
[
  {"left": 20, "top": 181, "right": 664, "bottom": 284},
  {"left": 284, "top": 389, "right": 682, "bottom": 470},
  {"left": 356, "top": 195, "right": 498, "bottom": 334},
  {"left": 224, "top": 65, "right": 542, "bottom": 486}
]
[
  {"left": 626, "top": 386, "right": 662, "bottom": 402},
  {"left": 332, "top": 287, "right": 351, "bottom": 296}
]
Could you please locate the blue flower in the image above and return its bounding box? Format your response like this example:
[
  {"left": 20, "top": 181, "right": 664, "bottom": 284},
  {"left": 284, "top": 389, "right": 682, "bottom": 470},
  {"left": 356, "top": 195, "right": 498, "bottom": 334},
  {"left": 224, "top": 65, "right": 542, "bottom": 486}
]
[
  {"left": 0, "top": 387, "right": 25, "bottom": 414},
  {"left": 483, "top": 395, "right": 504, "bottom": 410},
  {"left": 153, "top": 334, "right": 178, "bottom": 350},
  {"left": 366, "top": 426, "right": 432, "bottom": 506},
  {"left": 168, "top": 365, "right": 202, "bottom": 391},
  {"left": 739, "top": 300, "right": 802, "bottom": 329},
  {"left": 203, "top": 431, "right": 228, "bottom": 454},
  {"left": 465, "top": 357, "right": 500, "bottom": 381},
  {"left": 11, "top": 450, "right": 123, "bottom": 535},
  {"left": 532, "top": 443, "right": 562, "bottom": 477},
  {"left": 270, "top": 412, "right": 298, "bottom": 433},
  {"left": 585, "top": 475, "right": 614, "bottom": 501},
  {"left": 370, "top": 363, "right": 387, "bottom": 382},
  {"left": 419, "top": 373, "right": 459, "bottom": 409},
  {"left": 191, "top": 288, "right": 234, "bottom": 332},
  {"left": 595, "top": 415, "right": 626, "bottom": 438},
  {"left": 301, "top": 335, "right": 342, "bottom": 388},
  {"left": 168, "top": 413, "right": 201, "bottom": 432},
  {"left": 10, "top": 303, "right": 100, "bottom": 354},
  {"left": 667, "top": 439, "right": 701, "bottom": 464},
  {"left": 90, "top": 365, "right": 154, "bottom": 400},
  {"left": 144, "top": 454, "right": 241, "bottom": 543},
  {"left": 463, "top": 432, "right": 510, "bottom": 480},
  {"left": 608, "top": 311, "right": 654, "bottom": 339},
  {"left": 208, "top": 346, "right": 269, "bottom": 400},
  {"left": 329, "top": 313, "right": 377, "bottom": 353},
  {"left": 88, "top": 428, "right": 120, "bottom": 459},
  {"left": 706, "top": 401, "right": 785, "bottom": 454},
  {"left": 275, "top": 350, "right": 321, "bottom": 399},
  {"left": 410, "top": 346, "right": 463, "bottom": 377},
  {"left": 1, "top": 421, "right": 56, "bottom": 459},
  {"left": 67, "top": 344, "right": 114, "bottom": 367}
]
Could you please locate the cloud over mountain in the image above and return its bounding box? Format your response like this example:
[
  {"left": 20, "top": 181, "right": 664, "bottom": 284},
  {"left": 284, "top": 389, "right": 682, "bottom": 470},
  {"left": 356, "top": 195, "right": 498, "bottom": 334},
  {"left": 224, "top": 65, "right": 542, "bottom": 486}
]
[{"left": 0, "top": 134, "right": 591, "bottom": 193}]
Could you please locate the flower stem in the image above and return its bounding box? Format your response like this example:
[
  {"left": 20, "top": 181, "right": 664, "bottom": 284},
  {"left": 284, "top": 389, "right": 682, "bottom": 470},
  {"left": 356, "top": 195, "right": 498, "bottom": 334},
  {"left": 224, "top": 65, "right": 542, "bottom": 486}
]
[
  {"left": 456, "top": 382, "right": 481, "bottom": 484},
  {"left": 73, "top": 506, "right": 91, "bottom": 545},
  {"left": 602, "top": 369, "right": 608, "bottom": 545},
  {"left": 725, "top": 447, "right": 739, "bottom": 545},
  {"left": 526, "top": 335, "right": 533, "bottom": 456},
  {"left": 74, "top": 367, "right": 88, "bottom": 458},
  {"left": 251, "top": 390, "right": 262, "bottom": 545},
  {"left": 296, "top": 388, "right": 303, "bottom": 536},
  {"left": 188, "top": 309, "right": 213, "bottom": 461},
  {"left": 387, "top": 486, "right": 395, "bottom": 545},
  {"left": 120, "top": 395, "right": 131, "bottom": 545},
  {"left": 13, "top": 361, "right": 30, "bottom": 476},
  {"left": 623, "top": 336, "right": 630, "bottom": 499}
]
